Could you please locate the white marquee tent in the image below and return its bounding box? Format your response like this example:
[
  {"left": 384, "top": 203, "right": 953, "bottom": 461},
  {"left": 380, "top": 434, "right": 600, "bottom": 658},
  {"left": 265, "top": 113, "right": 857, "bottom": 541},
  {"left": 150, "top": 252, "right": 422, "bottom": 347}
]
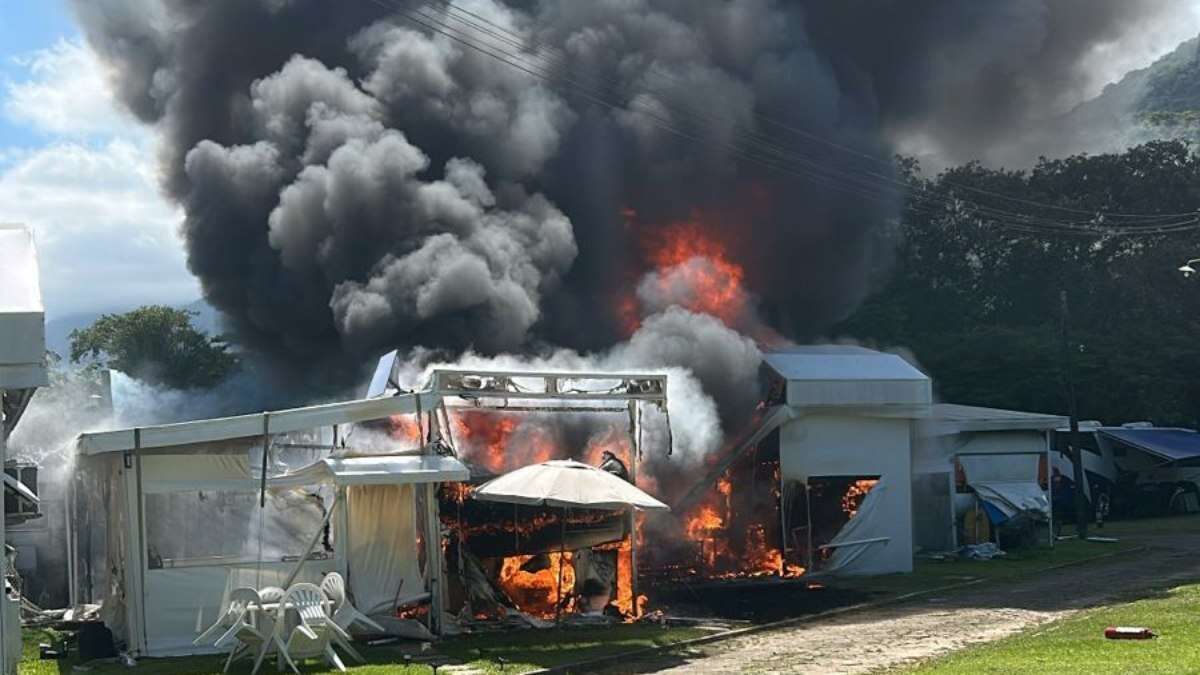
[
  {"left": 68, "top": 392, "right": 469, "bottom": 657},
  {"left": 913, "top": 404, "right": 1067, "bottom": 552},
  {"left": 764, "top": 346, "right": 931, "bottom": 576}
]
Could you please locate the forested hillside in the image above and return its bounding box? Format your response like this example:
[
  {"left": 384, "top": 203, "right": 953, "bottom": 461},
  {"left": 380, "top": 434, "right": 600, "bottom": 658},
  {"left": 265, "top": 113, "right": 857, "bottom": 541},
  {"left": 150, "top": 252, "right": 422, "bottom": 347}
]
[{"left": 838, "top": 141, "right": 1200, "bottom": 426}]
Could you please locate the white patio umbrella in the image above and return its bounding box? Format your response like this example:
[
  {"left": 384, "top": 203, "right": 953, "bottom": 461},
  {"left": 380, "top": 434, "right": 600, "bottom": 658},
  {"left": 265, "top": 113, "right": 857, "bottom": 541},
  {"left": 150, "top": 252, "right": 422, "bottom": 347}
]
[
  {"left": 471, "top": 459, "right": 668, "bottom": 621},
  {"left": 472, "top": 460, "right": 669, "bottom": 511}
]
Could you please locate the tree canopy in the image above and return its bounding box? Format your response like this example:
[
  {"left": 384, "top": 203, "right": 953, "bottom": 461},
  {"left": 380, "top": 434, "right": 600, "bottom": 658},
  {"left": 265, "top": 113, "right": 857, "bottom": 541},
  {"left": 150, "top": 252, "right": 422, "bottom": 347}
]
[
  {"left": 69, "top": 305, "right": 237, "bottom": 389},
  {"left": 837, "top": 140, "right": 1200, "bottom": 426}
]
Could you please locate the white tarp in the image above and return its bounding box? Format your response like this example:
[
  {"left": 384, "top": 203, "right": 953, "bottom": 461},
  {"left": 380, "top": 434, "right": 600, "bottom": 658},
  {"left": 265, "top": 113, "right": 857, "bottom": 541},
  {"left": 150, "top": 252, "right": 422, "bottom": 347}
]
[
  {"left": 346, "top": 484, "right": 423, "bottom": 616},
  {"left": 959, "top": 454, "right": 1048, "bottom": 518},
  {"left": 971, "top": 482, "right": 1049, "bottom": 519},
  {"left": 824, "top": 480, "right": 892, "bottom": 574}
]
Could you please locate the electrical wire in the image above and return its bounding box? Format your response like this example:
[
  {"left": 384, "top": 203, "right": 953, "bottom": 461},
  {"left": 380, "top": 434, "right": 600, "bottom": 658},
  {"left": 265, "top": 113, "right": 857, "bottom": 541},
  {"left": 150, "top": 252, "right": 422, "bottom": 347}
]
[{"left": 361, "top": 0, "right": 1200, "bottom": 237}]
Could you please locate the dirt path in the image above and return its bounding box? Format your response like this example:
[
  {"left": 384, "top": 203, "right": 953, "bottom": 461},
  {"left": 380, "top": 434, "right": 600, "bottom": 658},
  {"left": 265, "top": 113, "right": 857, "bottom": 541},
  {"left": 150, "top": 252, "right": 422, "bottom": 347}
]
[{"left": 614, "top": 533, "right": 1200, "bottom": 674}]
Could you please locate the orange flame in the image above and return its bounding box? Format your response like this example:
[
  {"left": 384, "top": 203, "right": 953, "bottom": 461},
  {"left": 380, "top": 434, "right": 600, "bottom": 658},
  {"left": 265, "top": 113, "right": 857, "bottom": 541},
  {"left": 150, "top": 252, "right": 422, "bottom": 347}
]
[
  {"left": 622, "top": 221, "right": 749, "bottom": 333},
  {"left": 842, "top": 479, "right": 878, "bottom": 518},
  {"left": 388, "top": 414, "right": 423, "bottom": 444},
  {"left": 496, "top": 552, "right": 576, "bottom": 620},
  {"left": 612, "top": 539, "right": 647, "bottom": 617}
]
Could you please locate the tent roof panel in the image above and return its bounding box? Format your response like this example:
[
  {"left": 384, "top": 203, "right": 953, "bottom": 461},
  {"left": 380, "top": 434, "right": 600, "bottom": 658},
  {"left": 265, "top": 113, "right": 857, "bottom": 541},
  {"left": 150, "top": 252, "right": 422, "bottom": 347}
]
[
  {"left": 75, "top": 391, "right": 441, "bottom": 455},
  {"left": 763, "top": 347, "right": 930, "bottom": 383},
  {"left": 1098, "top": 428, "right": 1200, "bottom": 462},
  {"left": 924, "top": 404, "right": 1068, "bottom": 434}
]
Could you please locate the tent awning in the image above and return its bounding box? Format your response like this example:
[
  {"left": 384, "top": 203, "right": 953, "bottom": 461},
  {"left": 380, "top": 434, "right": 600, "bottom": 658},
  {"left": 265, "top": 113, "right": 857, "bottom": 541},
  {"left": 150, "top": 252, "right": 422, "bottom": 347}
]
[
  {"left": 1098, "top": 428, "right": 1200, "bottom": 463},
  {"left": 269, "top": 454, "right": 469, "bottom": 488}
]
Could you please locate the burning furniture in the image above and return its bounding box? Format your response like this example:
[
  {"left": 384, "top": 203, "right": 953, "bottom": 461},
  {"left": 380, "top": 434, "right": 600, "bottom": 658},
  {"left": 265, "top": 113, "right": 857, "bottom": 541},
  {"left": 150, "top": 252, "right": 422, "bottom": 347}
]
[
  {"left": 471, "top": 460, "right": 668, "bottom": 622},
  {"left": 66, "top": 391, "right": 468, "bottom": 657},
  {"left": 0, "top": 224, "right": 48, "bottom": 674},
  {"left": 368, "top": 356, "right": 672, "bottom": 624},
  {"left": 913, "top": 404, "right": 1066, "bottom": 552}
]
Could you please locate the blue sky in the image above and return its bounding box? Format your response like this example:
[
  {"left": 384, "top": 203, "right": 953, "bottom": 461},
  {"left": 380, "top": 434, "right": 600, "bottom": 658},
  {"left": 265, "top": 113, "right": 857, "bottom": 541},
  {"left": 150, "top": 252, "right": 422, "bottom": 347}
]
[
  {"left": 0, "top": 1, "right": 77, "bottom": 151},
  {"left": 0, "top": 1, "right": 200, "bottom": 319}
]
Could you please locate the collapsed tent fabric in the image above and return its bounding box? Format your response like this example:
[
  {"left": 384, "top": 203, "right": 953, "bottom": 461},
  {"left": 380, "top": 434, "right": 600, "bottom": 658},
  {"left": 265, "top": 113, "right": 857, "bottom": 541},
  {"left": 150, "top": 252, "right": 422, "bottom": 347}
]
[
  {"left": 958, "top": 454, "right": 1048, "bottom": 518},
  {"left": 473, "top": 460, "right": 669, "bottom": 511},
  {"left": 824, "top": 479, "right": 891, "bottom": 575}
]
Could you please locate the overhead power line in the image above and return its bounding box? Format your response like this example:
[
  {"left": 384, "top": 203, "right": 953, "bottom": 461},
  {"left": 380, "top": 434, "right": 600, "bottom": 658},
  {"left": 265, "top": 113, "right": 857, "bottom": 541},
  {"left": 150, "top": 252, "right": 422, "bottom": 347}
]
[{"left": 360, "top": 0, "right": 1200, "bottom": 237}]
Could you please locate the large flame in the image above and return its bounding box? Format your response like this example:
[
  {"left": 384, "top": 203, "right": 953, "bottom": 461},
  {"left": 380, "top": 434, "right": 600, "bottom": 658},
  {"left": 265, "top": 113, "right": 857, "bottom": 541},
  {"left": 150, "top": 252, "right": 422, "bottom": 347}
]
[
  {"left": 450, "top": 411, "right": 559, "bottom": 475},
  {"left": 613, "top": 538, "right": 647, "bottom": 617},
  {"left": 496, "top": 552, "right": 576, "bottom": 619},
  {"left": 680, "top": 470, "right": 804, "bottom": 579},
  {"left": 621, "top": 217, "right": 750, "bottom": 334}
]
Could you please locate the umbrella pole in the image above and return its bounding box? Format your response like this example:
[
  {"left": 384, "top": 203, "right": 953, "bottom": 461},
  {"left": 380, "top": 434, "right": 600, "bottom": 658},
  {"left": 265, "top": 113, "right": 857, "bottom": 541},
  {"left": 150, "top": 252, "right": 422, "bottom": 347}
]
[{"left": 556, "top": 508, "right": 567, "bottom": 626}]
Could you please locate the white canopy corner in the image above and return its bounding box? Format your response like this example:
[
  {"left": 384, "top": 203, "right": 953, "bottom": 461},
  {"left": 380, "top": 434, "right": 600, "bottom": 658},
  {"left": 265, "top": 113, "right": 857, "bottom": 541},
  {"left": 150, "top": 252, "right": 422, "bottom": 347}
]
[{"left": 0, "top": 224, "right": 46, "bottom": 390}]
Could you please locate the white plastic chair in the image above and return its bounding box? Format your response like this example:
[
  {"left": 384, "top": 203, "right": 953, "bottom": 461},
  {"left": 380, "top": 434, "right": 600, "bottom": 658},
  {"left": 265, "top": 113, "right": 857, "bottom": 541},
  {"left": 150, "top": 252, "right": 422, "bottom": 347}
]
[
  {"left": 207, "top": 588, "right": 272, "bottom": 675},
  {"left": 272, "top": 583, "right": 348, "bottom": 674},
  {"left": 321, "top": 572, "right": 386, "bottom": 636},
  {"left": 194, "top": 587, "right": 259, "bottom": 647}
]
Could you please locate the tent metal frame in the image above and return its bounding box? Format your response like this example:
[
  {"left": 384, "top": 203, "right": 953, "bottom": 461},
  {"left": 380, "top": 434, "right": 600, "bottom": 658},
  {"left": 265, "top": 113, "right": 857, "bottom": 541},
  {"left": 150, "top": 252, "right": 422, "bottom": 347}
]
[{"left": 426, "top": 368, "right": 671, "bottom": 617}]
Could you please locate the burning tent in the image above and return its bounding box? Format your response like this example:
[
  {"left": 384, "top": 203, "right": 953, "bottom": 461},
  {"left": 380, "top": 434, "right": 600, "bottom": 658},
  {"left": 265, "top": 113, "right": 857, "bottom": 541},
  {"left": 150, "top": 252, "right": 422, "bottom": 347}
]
[
  {"left": 471, "top": 460, "right": 668, "bottom": 622},
  {"left": 653, "top": 347, "right": 932, "bottom": 582},
  {"left": 371, "top": 366, "right": 673, "bottom": 624}
]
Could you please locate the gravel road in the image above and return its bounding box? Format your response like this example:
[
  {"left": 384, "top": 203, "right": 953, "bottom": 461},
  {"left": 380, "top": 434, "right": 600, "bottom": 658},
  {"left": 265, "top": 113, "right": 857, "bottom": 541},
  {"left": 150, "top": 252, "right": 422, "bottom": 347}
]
[{"left": 609, "top": 532, "right": 1200, "bottom": 674}]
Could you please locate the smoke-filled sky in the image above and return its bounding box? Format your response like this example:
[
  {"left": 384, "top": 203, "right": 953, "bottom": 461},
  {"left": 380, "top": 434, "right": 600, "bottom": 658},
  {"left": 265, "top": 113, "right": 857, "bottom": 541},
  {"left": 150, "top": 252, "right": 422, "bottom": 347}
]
[{"left": 3, "top": 0, "right": 1200, "bottom": 357}]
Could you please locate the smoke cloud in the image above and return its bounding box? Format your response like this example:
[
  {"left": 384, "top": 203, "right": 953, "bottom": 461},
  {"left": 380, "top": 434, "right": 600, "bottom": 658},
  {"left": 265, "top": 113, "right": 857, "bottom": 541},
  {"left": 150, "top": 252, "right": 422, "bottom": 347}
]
[{"left": 68, "top": 0, "right": 1189, "bottom": 444}]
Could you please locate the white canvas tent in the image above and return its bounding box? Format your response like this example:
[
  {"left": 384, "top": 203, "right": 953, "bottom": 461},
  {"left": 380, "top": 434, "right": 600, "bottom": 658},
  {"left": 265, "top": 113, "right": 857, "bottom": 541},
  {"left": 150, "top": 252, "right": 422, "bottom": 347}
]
[
  {"left": 0, "top": 224, "right": 46, "bottom": 675},
  {"left": 765, "top": 346, "right": 931, "bottom": 576},
  {"left": 68, "top": 391, "right": 468, "bottom": 657},
  {"left": 913, "top": 404, "right": 1067, "bottom": 552}
]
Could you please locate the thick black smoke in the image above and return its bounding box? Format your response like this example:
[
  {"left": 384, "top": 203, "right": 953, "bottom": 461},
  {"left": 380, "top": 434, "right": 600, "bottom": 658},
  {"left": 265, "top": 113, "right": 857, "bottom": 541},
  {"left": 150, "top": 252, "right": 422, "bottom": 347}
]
[
  {"left": 798, "top": 0, "right": 1192, "bottom": 168},
  {"left": 71, "top": 0, "right": 1181, "bottom": 400}
]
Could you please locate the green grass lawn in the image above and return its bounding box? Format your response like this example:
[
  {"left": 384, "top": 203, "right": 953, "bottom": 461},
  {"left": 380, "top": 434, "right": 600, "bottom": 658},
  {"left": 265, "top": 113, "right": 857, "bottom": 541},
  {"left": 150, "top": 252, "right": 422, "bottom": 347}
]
[
  {"left": 19, "top": 624, "right": 708, "bottom": 675},
  {"left": 906, "top": 581, "right": 1200, "bottom": 674},
  {"left": 839, "top": 536, "right": 1141, "bottom": 598}
]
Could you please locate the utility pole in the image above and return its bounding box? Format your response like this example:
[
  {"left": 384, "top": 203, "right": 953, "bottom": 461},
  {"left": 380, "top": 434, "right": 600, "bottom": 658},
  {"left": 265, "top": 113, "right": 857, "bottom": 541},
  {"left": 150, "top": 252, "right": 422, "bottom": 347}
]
[{"left": 1059, "top": 290, "right": 1089, "bottom": 539}]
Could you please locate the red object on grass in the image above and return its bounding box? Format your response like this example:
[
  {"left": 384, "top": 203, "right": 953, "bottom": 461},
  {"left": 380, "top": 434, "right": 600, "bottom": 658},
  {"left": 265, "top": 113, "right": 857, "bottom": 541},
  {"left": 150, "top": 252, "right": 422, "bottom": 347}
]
[{"left": 1104, "top": 626, "right": 1155, "bottom": 640}]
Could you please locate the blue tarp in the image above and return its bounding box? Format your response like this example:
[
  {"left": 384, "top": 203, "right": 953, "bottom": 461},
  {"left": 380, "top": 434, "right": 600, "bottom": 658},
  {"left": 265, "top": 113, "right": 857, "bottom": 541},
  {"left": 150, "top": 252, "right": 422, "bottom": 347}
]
[{"left": 1099, "top": 428, "right": 1200, "bottom": 463}]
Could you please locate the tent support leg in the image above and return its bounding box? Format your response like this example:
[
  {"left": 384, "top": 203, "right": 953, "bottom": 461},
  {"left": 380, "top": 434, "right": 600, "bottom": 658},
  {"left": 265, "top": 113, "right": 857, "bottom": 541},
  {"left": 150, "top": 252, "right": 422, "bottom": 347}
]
[
  {"left": 627, "top": 401, "right": 640, "bottom": 616},
  {"left": 423, "top": 482, "right": 444, "bottom": 635}
]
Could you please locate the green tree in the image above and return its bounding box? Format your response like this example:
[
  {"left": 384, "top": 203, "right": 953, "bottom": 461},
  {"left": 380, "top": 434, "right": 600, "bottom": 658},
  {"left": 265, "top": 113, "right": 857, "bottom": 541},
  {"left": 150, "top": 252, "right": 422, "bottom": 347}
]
[
  {"left": 69, "top": 305, "right": 237, "bottom": 389},
  {"left": 839, "top": 140, "right": 1200, "bottom": 427}
]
